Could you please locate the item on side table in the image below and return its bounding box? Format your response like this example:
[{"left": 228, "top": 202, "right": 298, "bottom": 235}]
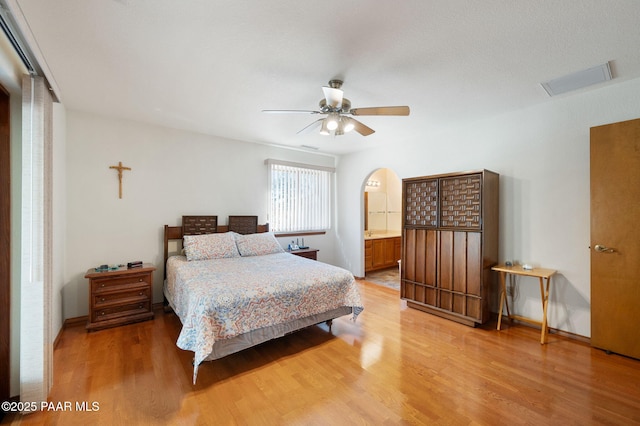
[
  {"left": 95, "top": 264, "right": 119, "bottom": 272},
  {"left": 127, "top": 261, "right": 143, "bottom": 268},
  {"left": 299, "top": 237, "right": 309, "bottom": 249}
]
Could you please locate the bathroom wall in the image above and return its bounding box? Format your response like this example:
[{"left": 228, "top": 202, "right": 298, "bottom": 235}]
[{"left": 364, "top": 168, "right": 401, "bottom": 232}]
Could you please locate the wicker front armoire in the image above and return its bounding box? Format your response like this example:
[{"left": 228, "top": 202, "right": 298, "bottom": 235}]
[{"left": 401, "top": 169, "right": 499, "bottom": 326}]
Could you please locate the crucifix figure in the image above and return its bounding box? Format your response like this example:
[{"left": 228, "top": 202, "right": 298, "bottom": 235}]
[{"left": 109, "top": 161, "right": 131, "bottom": 199}]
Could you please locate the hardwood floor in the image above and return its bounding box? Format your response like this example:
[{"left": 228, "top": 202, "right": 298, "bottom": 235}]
[{"left": 4, "top": 280, "right": 640, "bottom": 425}]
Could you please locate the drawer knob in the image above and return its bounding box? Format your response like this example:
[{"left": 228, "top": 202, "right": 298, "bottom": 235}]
[
  {"left": 139, "top": 279, "right": 143, "bottom": 282},
  {"left": 101, "top": 284, "right": 105, "bottom": 287},
  {"left": 139, "top": 304, "right": 143, "bottom": 309},
  {"left": 139, "top": 292, "right": 143, "bottom": 296},
  {"left": 100, "top": 311, "right": 105, "bottom": 316},
  {"left": 100, "top": 297, "right": 105, "bottom": 302}
]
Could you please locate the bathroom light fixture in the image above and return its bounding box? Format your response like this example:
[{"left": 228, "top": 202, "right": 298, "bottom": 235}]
[{"left": 367, "top": 180, "right": 380, "bottom": 187}]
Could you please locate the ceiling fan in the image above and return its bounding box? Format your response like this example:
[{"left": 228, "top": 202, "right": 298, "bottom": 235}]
[{"left": 262, "top": 80, "right": 410, "bottom": 136}]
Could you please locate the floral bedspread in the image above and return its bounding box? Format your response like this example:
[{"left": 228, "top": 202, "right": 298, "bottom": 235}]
[{"left": 165, "top": 252, "right": 363, "bottom": 381}]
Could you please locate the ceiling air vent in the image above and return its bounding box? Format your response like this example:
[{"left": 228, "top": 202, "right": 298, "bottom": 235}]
[{"left": 541, "top": 62, "right": 612, "bottom": 97}]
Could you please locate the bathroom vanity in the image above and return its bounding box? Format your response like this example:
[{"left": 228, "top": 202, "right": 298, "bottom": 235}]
[{"left": 364, "top": 233, "right": 401, "bottom": 272}]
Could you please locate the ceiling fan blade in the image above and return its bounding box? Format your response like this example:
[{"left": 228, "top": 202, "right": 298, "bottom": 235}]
[
  {"left": 296, "top": 119, "right": 324, "bottom": 135},
  {"left": 322, "top": 86, "right": 343, "bottom": 109},
  {"left": 350, "top": 118, "right": 375, "bottom": 136},
  {"left": 350, "top": 106, "right": 410, "bottom": 116},
  {"left": 262, "top": 109, "right": 321, "bottom": 114}
]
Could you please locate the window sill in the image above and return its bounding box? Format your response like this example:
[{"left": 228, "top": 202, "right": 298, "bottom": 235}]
[{"left": 274, "top": 231, "right": 326, "bottom": 238}]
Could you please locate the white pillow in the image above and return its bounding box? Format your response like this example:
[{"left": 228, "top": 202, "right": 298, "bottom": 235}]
[
  {"left": 183, "top": 232, "right": 240, "bottom": 261},
  {"left": 235, "top": 232, "right": 285, "bottom": 257}
]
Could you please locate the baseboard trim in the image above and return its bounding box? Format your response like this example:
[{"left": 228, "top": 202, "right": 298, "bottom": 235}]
[
  {"left": 54, "top": 316, "right": 88, "bottom": 349},
  {"left": 57, "top": 301, "right": 590, "bottom": 348},
  {"left": 59, "top": 303, "right": 166, "bottom": 339},
  {"left": 64, "top": 316, "right": 87, "bottom": 327},
  {"left": 552, "top": 328, "right": 590, "bottom": 344},
  {"left": 502, "top": 316, "right": 590, "bottom": 344}
]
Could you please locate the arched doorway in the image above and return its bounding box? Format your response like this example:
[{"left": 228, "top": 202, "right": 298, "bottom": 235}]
[{"left": 363, "top": 168, "right": 401, "bottom": 290}]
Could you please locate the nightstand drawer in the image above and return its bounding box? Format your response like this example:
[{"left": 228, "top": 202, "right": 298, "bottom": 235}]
[
  {"left": 93, "top": 301, "right": 151, "bottom": 322},
  {"left": 91, "top": 273, "right": 151, "bottom": 293},
  {"left": 93, "top": 288, "right": 150, "bottom": 307},
  {"left": 290, "top": 248, "right": 319, "bottom": 260}
]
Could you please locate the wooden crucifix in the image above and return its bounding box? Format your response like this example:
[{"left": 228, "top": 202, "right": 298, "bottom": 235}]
[{"left": 109, "top": 161, "right": 131, "bottom": 199}]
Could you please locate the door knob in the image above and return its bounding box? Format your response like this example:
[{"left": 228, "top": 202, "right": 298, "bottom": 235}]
[{"left": 594, "top": 244, "right": 615, "bottom": 253}]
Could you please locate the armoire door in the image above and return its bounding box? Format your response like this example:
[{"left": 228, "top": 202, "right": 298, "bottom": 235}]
[
  {"left": 402, "top": 228, "right": 437, "bottom": 306},
  {"left": 438, "top": 230, "right": 482, "bottom": 320},
  {"left": 590, "top": 118, "right": 640, "bottom": 359}
]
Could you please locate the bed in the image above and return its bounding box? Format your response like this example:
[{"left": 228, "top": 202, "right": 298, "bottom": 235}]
[{"left": 163, "top": 215, "right": 364, "bottom": 383}]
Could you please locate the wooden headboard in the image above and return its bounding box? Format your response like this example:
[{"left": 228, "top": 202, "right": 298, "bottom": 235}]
[
  {"left": 182, "top": 215, "right": 218, "bottom": 235},
  {"left": 228, "top": 215, "right": 259, "bottom": 234},
  {"left": 163, "top": 215, "right": 269, "bottom": 277}
]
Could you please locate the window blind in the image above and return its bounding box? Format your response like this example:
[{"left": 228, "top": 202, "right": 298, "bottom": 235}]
[{"left": 266, "top": 160, "right": 333, "bottom": 233}]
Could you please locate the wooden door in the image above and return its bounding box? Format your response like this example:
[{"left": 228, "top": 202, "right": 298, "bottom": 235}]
[
  {"left": 383, "top": 238, "right": 394, "bottom": 265},
  {"left": 364, "top": 240, "right": 373, "bottom": 271},
  {"left": 394, "top": 237, "right": 401, "bottom": 267},
  {"left": 372, "top": 239, "right": 386, "bottom": 268},
  {"left": 590, "top": 118, "right": 640, "bottom": 359},
  {"left": 0, "top": 85, "right": 10, "bottom": 408}
]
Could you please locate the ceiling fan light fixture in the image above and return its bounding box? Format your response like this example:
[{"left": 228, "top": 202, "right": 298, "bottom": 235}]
[
  {"left": 319, "top": 119, "right": 330, "bottom": 135},
  {"left": 342, "top": 117, "right": 355, "bottom": 133},
  {"left": 263, "top": 80, "right": 410, "bottom": 138},
  {"left": 326, "top": 113, "right": 339, "bottom": 131}
]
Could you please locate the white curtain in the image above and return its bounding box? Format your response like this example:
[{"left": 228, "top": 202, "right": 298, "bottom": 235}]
[{"left": 20, "top": 74, "right": 53, "bottom": 407}]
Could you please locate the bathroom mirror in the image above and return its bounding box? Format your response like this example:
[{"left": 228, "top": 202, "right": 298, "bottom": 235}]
[
  {"left": 366, "top": 192, "right": 387, "bottom": 232},
  {"left": 363, "top": 168, "right": 402, "bottom": 234}
]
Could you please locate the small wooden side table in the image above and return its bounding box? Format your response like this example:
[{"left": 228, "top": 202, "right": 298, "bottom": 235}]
[
  {"left": 85, "top": 263, "right": 155, "bottom": 331},
  {"left": 289, "top": 248, "right": 319, "bottom": 261},
  {"left": 492, "top": 264, "right": 557, "bottom": 344}
]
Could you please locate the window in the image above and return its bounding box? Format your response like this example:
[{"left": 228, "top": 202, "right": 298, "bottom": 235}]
[{"left": 266, "top": 159, "right": 334, "bottom": 233}]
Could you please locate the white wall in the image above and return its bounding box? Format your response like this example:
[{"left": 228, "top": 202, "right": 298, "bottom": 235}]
[
  {"left": 63, "top": 110, "right": 337, "bottom": 319},
  {"left": 385, "top": 169, "right": 402, "bottom": 231},
  {"left": 335, "top": 77, "right": 640, "bottom": 338},
  {"left": 52, "top": 103, "right": 66, "bottom": 338}
]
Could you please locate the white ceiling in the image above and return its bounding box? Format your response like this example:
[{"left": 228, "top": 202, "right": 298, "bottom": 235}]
[{"left": 10, "top": 0, "right": 640, "bottom": 155}]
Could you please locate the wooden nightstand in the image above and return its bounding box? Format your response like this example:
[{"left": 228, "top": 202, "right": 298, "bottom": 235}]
[
  {"left": 85, "top": 264, "right": 155, "bottom": 331},
  {"left": 290, "top": 248, "right": 319, "bottom": 261}
]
